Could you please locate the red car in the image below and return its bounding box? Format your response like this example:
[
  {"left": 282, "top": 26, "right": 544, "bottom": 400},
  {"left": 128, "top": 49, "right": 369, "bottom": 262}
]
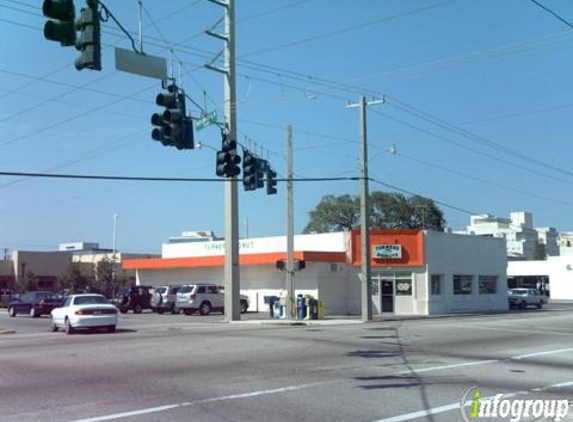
[{"left": 8, "top": 291, "right": 60, "bottom": 318}]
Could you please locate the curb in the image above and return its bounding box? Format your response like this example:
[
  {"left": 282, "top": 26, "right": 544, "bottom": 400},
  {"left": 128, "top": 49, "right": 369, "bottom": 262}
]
[
  {"left": 230, "top": 319, "right": 364, "bottom": 326},
  {"left": 0, "top": 329, "right": 15, "bottom": 334}
]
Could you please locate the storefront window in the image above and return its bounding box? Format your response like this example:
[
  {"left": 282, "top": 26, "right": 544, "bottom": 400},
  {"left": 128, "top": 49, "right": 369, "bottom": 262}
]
[
  {"left": 395, "top": 279, "right": 412, "bottom": 296},
  {"left": 370, "top": 278, "right": 379, "bottom": 296},
  {"left": 479, "top": 275, "right": 497, "bottom": 294},
  {"left": 453, "top": 275, "right": 473, "bottom": 295},
  {"left": 431, "top": 275, "right": 442, "bottom": 295}
]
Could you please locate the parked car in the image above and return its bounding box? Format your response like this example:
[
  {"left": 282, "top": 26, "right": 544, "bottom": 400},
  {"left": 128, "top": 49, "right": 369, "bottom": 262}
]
[
  {"left": 50, "top": 294, "right": 118, "bottom": 334},
  {"left": 508, "top": 288, "right": 545, "bottom": 309},
  {"left": 8, "top": 291, "right": 60, "bottom": 318},
  {"left": 110, "top": 285, "right": 152, "bottom": 314},
  {"left": 176, "top": 283, "right": 250, "bottom": 316},
  {"left": 150, "top": 285, "right": 182, "bottom": 314}
]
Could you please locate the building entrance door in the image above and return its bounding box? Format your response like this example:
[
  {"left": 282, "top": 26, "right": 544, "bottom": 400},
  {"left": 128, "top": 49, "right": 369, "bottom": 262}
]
[
  {"left": 380, "top": 279, "right": 394, "bottom": 313},
  {"left": 371, "top": 275, "right": 395, "bottom": 315}
]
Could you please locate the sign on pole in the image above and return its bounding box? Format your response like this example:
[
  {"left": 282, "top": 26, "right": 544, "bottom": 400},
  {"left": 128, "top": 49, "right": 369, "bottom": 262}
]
[{"left": 196, "top": 110, "right": 218, "bottom": 131}]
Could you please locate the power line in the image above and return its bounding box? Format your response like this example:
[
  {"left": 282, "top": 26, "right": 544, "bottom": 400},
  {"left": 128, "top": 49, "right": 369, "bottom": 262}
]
[
  {"left": 385, "top": 96, "right": 573, "bottom": 180},
  {"left": 0, "top": 170, "right": 361, "bottom": 183},
  {"left": 528, "top": 0, "right": 573, "bottom": 30},
  {"left": 370, "top": 109, "right": 573, "bottom": 187},
  {"left": 240, "top": 0, "right": 466, "bottom": 57},
  {"left": 369, "top": 177, "right": 480, "bottom": 216}
]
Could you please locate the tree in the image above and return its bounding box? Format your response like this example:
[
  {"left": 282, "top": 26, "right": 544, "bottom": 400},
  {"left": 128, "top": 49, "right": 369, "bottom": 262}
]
[
  {"left": 303, "top": 191, "right": 445, "bottom": 234},
  {"left": 20, "top": 270, "right": 37, "bottom": 293},
  {"left": 95, "top": 257, "right": 128, "bottom": 297},
  {"left": 59, "top": 262, "right": 92, "bottom": 293},
  {"left": 303, "top": 194, "right": 360, "bottom": 233}
]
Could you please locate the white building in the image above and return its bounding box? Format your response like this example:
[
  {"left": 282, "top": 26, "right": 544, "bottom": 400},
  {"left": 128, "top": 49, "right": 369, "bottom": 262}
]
[
  {"left": 508, "top": 256, "right": 573, "bottom": 300},
  {"left": 124, "top": 230, "right": 508, "bottom": 316},
  {"left": 536, "top": 227, "right": 559, "bottom": 257},
  {"left": 463, "top": 212, "right": 542, "bottom": 260}
]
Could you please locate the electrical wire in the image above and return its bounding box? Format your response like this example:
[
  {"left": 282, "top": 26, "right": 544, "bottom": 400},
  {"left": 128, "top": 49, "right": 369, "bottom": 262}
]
[
  {"left": 528, "top": 0, "right": 573, "bottom": 30},
  {"left": 240, "top": 0, "right": 466, "bottom": 58}
]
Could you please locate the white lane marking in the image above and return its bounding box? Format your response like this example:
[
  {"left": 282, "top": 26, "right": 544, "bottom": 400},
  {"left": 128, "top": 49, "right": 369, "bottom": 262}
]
[
  {"left": 396, "top": 359, "right": 499, "bottom": 375},
  {"left": 369, "top": 380, "right": 573, "bottom": 422},
  {"left": 513, "top": 347, "right": 573, "bottom": 360},
  {"left": 435, "top": 323, "right": 573, "bottom": 337},
  {"left": 65, "top": 381, "right": 334, "bottom": 422},
  {"left": 397, "top": 346, "right": 573, "bottom": 375}
]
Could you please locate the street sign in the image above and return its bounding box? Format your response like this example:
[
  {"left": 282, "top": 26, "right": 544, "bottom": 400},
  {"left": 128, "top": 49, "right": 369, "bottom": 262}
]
[
  {"left": 196, "top": 110, "right": 217, "bottom": 131},
  {"left": 115, "top": 48, "right": 167, "bottom": 80}
]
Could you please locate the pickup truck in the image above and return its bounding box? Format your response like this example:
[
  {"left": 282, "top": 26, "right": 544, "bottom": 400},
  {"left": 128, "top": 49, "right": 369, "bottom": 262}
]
[{"left": 508, "top": 288, "right": 545, "bottom": 309}]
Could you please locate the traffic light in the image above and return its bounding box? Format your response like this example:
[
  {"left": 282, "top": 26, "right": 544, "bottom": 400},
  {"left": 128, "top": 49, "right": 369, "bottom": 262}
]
[
  {"left": 151, "top": 84, "right": 193, "bottom": 149},
  {"left": 255, "top": 159, "right": 265, "bottom": 189},
  {"left": 266, "top": 167, "right": 277, "bottom": 195},
  {"left": 276, "top": 260, "right": 286, "bottom": 271},
  {"left": 74, "top": 0, "right": 101, "bottom": 71},
  {"left": 216, "top": 134, "right": 241, "bottom": 178},
  {"left": 243, "top": 150, "right": 257, "bottom": 191},
  {"left": 43, "top": 0, "right": 76, "bottom": 47},
  {"left": 295, "top": 259, "right": 306, "bottom": 271}
]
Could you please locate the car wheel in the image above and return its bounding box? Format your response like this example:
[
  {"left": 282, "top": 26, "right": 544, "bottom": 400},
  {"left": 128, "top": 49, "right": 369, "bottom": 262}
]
[
  {"left": 199, "top": 302, "right": 211, "bottom": 316},
  {"left": 50, "top": 316, "right": 58, "bottom": 332},
  {"left": 133, "top": 303, "right": 143, "bottom": 314},
  {"left": 30, "top": 307, "right": 39, "bottom": 318},
  {"left": 107, "top": 325, "right": 116, "bottom": 333},
  {"left": 65, "top": 318, "right": 74, "bottom": 335},
  {"left": 240, "top": 300, "right": 248, "bottom": 314},
  {"left": 519, "top": 301, "right": 526, "bottom": 309},
  {"left": 183, "top": 309, "right": 193, "bottom": 316},
  {"left": 157, "top": 309, "right": 164, "bottom": 314},
  {"left": 119, "top": 307, "right": 128, "bottom": 314},
  {"left": 537, "top": 302, "right": 543, "bottom": 309},
  {"left": 8, "top": 307, "right": 16, "bottom": 317},
  {"left": 171, "top": 305, "right": 180, "bottom": 315}
]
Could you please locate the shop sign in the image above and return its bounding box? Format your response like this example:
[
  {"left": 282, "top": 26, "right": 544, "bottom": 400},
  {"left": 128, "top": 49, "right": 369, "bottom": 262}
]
[{"left": 372, "top": 244, "right": 402, "bottom": 259}]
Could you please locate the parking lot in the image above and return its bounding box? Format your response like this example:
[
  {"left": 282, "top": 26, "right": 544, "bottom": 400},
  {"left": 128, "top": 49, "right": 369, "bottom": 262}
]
[{"left": 2, "top": 303, "right": 573, "bottom": 422}]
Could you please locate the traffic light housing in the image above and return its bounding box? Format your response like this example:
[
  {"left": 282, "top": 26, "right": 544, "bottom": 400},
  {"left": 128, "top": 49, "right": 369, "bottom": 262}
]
[
  {"left": 216, "top": 134, "right": 241, "bottom": 178},
  {"left": 74, "top": 0, "right": 101, "bottom": 71},
  {"left": 243, "top": 150, "right": 257, "bottom": 191},
  {"left": 255, "top": 159, "right": 265, "bottom": 189},
  {"left": 43, "top": 0, "right": 76, "bottom": 47},
  {"left": 151, "top": 84, "right": 194, "bottom": 150},
  {"left": 266, "top": 167, "right": 277, "bottom": 195}
]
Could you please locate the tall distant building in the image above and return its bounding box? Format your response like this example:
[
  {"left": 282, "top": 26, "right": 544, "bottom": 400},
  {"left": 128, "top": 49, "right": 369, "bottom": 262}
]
[{"left": 461, "top": 212, "right": 557, "bottom": 260}]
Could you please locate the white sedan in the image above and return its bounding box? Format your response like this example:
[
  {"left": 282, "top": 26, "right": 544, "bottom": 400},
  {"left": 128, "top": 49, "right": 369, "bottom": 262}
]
[{"left": 50, "top": 294, "right": 118, "bottom": 334}]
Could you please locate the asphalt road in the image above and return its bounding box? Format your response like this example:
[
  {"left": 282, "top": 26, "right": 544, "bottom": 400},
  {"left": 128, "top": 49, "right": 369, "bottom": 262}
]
[{"left": 1, "top": 305, "right": 573, "bottom": 422}]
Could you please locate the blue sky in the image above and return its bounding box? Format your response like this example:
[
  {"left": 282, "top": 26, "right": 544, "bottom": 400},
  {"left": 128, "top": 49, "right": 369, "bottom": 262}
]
[{"left": 1, "top": 0, "right": 573, "bottom": 253}]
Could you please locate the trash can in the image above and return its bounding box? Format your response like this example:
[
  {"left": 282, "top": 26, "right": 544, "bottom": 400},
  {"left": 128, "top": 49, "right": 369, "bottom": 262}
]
[
  {"left": 297, "top": 295, "right": 307, "bottom": 320},
  {"left": 274, "top": 299, "right": 284, "bottom": 318},
  {"left": 264, "top": 295, "right": 279, "bottom": 318},
  {"left": 308, "top": 298, "right": 319, "bottom": 320},
  {"left": 318, "top": 300, "right": 325, "bottom": 320}
]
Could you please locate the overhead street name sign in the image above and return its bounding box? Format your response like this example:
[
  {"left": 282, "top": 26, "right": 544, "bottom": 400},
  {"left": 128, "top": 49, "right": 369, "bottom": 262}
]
[{"left": 196, "top": 111, "right": 217, "bottom": 131}]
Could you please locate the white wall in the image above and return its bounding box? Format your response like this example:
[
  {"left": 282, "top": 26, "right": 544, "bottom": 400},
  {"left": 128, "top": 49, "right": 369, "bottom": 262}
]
[
  {"left": 508, "top": 257, "right": 573, "bottom": 300},
  {"left": 162, "top": 232, "right": 346, "bottom": 258},
  {"left": 425, "top": 231, "right": 508, "bottom": 314}
]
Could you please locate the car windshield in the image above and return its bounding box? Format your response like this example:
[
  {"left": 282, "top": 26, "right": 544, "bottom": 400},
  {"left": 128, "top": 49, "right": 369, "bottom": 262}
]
[
  {"left": 511, "top": 289, "right": 528, "bottom": 295},
  {"left": 179, "top": 285, "right": 195, "bottom": 294},
  {"left": 74, "top": 296, "right": 109, "bottom": 305},
  {"left": 37, "top": 292, "right": 56, "bottom": 300}
]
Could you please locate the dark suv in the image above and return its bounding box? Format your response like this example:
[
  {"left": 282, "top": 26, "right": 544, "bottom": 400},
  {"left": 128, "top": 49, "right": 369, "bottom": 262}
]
[{"left": 111, "top": 285, "right": 152, "bottom": 314}]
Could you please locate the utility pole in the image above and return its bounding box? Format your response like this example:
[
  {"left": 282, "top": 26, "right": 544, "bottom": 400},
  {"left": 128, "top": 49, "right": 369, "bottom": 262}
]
[
  {"left": 347, "top": 96, "right": 384, "bottom": 322},
  {"left": 206, "top": 0, "right": 240, "bottom": 321},
  {"left": 286, "top": 124, "right": 295, "bottom": 321}
]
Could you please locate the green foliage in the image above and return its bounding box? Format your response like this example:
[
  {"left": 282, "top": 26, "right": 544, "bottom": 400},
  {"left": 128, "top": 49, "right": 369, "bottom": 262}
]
[
  {"left": 303, "top": 194, "right": 360, "bottom": 233},
  {"left": 303, "top": 191, "right": 445, "bottom": 234},
  {"left": 59, "top": 262, "right": 91, "bottom": 294},
  {"left": 20, "top": 271, "right": 37, "bottom": 294},
  {"left": 95, "top": 256, "right": 128, "bottom": 297}
]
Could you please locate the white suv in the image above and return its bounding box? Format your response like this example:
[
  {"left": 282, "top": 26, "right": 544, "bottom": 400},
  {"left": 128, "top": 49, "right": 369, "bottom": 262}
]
[{"left": 176, "top": 283, "right": 249, "bottom": 316}]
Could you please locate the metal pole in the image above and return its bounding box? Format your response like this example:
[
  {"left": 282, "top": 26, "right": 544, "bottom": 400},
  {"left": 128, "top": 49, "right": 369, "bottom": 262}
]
[
  {"left": 224, "top": 0, "right": 240, "bottom": 322},
  {"left": 137, "top": 0, "right": 143, "bottom": 53},
  {"left": 112, "top": 213, "right": 118, "bottom": 255},
  {"left": 359, "top": 96, "right": 373, "bottom": 321},
  {"left": 286, "top": 124, "right": 295, "bottom": 321}
]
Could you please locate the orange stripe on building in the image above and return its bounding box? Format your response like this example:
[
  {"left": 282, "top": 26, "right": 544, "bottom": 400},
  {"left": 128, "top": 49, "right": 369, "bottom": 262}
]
[{"left": 122, "top": 251, "right": 347, "bottom": 270}]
